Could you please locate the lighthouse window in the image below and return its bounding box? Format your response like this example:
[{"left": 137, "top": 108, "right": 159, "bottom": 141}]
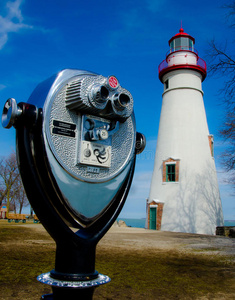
[
  {"left": 189, "top": 39, "right": 194, "bottom": 51},
  {"left": 165, "top": 79, "right": 169, "bottom": 90},
  {"left": 166, "top": 164, "right": 176, "bottom": 182},
  {"left": 208, "top": 135, "right": 214, "bottom": 157},
  {"left": 181, "top": 37, "right": 190, "bottom": 50},
  {"left": 162, "top": 159, "right": 180, "bottom": 183},
  {"left": 175, "top": 38, "right": 181, "bottom": 51}
]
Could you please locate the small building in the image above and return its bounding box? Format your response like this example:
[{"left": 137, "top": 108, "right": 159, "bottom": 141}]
[{"left": 0, "top": 202, "right": 7, "bottom": 219}]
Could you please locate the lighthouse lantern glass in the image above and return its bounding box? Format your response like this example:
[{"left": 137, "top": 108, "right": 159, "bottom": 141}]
[{"left": 170, "top": 37, "right": 194, "bottom": 52}]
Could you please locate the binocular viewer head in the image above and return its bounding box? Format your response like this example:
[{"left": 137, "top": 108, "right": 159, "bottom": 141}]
[
  {"left": 2, "top": 69, "right": 145, "bottom": 229},
  {"left": 66, "top": 73, "right": 133, "bottom": 121}
]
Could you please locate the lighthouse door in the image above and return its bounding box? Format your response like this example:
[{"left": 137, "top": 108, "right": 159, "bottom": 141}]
[{"left": 150, "top": 207, "right": 157, "bottom": 230}]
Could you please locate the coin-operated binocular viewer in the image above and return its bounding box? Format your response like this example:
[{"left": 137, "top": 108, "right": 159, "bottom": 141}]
[{"left": 2, "top": 69, "right": 145, "bottom": 299}]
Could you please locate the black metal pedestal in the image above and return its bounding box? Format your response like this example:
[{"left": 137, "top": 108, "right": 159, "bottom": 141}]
[
  {"left": 41, "top": 288, "right": 95, "bottom": 300},
  {"left": 15, "top": 121, "right": 135, "bottom": 300}
]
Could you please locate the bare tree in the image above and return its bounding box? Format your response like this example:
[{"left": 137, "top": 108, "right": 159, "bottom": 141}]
[
  {"left": 13, "top": 178, "right": 28, "bottom": 214},
  {"left": 207, "top": 1, "right": 235, "bottom": 184},
  {"left": 0, "top": 152, "right": 29, "bottom": 214},
  {"left": 0, "top": 187, "right": 5, "bottom": 203},
  {"left": 0, "top": 152, "right": 19, "bottom": 213}
]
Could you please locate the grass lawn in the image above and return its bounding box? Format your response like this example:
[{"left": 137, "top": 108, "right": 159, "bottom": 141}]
[{"left": 0, "top": 220, "right": 234, "bottom": 299}]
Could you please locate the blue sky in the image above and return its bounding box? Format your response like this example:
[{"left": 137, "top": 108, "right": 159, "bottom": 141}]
[{"left": 0, "top": 0, "right": 234, "bottom": 220}]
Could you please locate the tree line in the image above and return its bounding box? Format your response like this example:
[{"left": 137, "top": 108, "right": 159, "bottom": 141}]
[{"left": 0, "top": 152, "right": 29, "bottom": 215}]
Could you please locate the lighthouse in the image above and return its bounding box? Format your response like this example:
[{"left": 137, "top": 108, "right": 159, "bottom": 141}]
[{"left": 147, "top": 28, "right": 224, "bottom": 235}]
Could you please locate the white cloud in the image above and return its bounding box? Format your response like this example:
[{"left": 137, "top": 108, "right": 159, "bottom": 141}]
[
  {"left": 6, "top": 0, "right": 23, "bottom": 22},
  {"left": 121, "top": 170, "right": 151, "bottom": 218},
  {"left": 0, "top": 84, "right": 6, "bottom": 91},
  {"left": 0, "top": 0, "right": 33, "bottom": 50},
  {"left": 128, "top": 170, "right": 152, "bottom": 200},
  {"left": 0, "top": 33, "right": 8, "bottom": 49}
]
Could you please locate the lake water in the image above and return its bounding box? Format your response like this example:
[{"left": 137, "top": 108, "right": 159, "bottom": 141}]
[
  {"left": 117, "top": 218, "right": 146, "bottom": 228},
  {"left": 117, "top": 218, "right": 235, "bottom": 229},
  {"left": 224, "top": 220, "right": 235, "bottom": 227}
]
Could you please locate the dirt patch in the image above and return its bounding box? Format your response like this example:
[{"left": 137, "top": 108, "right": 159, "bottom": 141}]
[
  {"left": 98, "top": 226, "right": 235, "bottom": 260},
  {"left": 19, "top": 222, "right": 235, "bottom": 258}
]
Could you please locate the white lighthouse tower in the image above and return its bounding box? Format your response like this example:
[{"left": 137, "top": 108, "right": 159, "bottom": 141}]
[{"left": 147, "top": 27, "right": 224, "bottom": 235}]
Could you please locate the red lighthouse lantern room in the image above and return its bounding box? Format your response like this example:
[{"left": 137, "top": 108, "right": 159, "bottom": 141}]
[{"left": 158, "top": 27, "right": 207, "bottom": 82}]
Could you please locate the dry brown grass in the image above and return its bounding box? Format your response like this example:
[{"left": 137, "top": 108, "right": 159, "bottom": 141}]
[{"left": 0, "top": 220, "right": 234, "bottom": 299}]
